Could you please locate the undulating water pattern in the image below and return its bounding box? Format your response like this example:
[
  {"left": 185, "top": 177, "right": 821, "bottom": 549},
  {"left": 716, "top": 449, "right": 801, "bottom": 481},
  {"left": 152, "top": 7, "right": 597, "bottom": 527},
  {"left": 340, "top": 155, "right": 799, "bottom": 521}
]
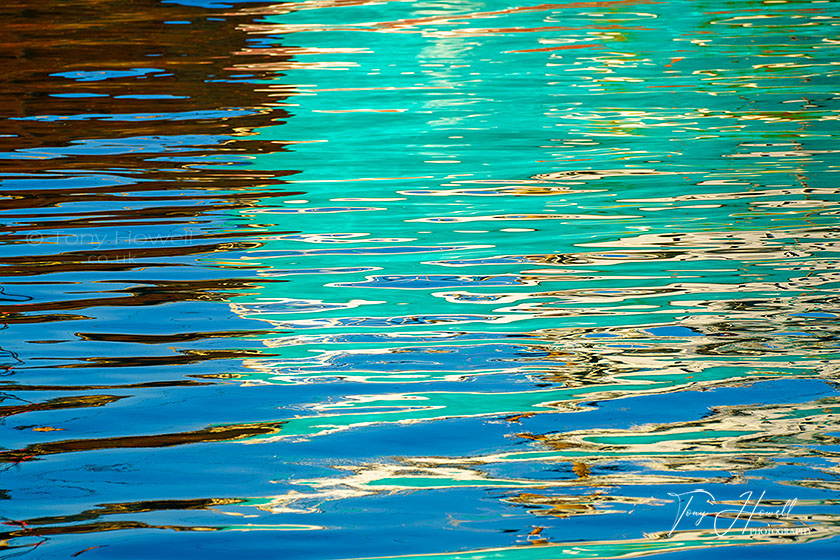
[{"left": 1, "top": 0, "right": 839, "bottom": 558}]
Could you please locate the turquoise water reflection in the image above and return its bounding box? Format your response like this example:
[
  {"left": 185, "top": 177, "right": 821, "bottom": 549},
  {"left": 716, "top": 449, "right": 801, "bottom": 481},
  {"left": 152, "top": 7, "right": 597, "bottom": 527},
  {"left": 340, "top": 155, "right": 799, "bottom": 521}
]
[
  {"left": 228, "top": 0, "right": 840, "bottom": 557},
  {"left": 1, "top": 0, "right": 839, "bottom": 558}
]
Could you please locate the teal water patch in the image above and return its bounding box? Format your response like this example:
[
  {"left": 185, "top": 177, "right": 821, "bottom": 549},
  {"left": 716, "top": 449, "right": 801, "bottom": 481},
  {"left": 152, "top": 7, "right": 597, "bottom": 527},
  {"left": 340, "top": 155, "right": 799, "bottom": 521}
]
[{"left": 221, "top": 0, "right": 840, "bottom": 557}]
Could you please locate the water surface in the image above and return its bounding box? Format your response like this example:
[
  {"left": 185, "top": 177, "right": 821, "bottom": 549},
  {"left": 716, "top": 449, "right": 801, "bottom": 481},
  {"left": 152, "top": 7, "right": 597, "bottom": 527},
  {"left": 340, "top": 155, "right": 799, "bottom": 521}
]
[{"left": 1, "top": 0, "right": 839, "bottom": 558}]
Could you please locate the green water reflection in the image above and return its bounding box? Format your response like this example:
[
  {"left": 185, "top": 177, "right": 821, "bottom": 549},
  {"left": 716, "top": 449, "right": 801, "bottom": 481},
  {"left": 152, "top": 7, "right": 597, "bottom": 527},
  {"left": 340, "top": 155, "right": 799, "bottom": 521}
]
[{"left": 224, "top": 0, "right": 840, "bottom": 557}]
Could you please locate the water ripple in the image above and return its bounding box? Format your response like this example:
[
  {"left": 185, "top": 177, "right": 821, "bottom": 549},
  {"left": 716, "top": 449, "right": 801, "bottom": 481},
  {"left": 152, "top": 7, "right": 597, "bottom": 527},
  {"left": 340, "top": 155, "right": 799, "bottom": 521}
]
[{"left": 1, "top": 0, "right": 839, "bottom": 558}]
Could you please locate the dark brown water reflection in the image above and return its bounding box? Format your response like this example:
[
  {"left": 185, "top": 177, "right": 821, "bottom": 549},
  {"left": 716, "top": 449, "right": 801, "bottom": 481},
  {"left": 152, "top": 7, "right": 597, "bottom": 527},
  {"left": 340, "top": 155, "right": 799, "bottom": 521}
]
[{"left": 0, "top": 0, "right": 298, "bottom": 322}]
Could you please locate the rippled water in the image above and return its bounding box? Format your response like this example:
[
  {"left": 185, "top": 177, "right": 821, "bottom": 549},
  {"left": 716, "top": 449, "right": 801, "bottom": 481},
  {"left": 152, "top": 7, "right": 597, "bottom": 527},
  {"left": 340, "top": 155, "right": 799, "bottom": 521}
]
[{"left": 2, "top": 0, "right": 839, "bottom": 558}]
